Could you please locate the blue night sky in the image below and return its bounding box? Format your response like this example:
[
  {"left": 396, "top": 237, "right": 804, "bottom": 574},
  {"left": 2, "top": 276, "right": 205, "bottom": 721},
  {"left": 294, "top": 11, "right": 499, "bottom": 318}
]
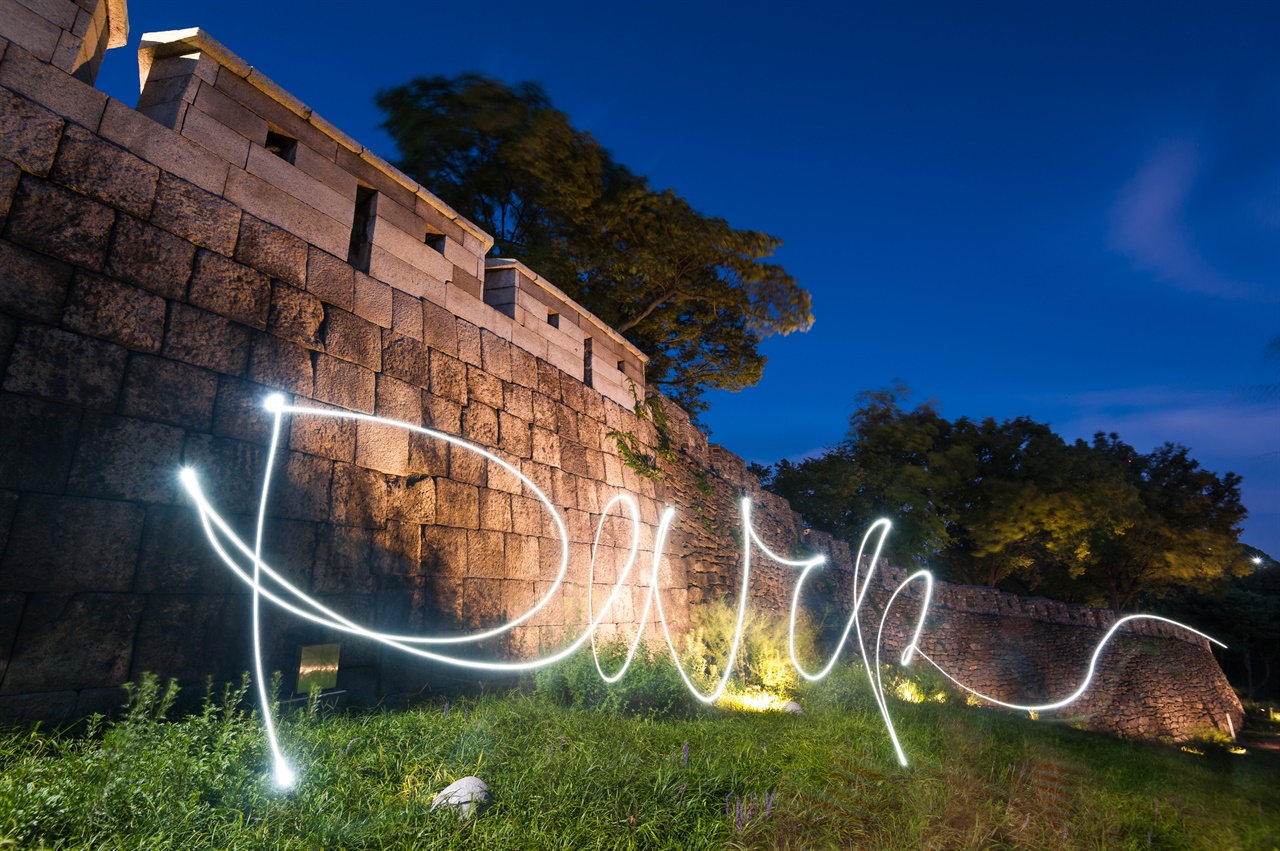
[{"left": 99, "top": 1, "right": 1279, "bottom": 556}]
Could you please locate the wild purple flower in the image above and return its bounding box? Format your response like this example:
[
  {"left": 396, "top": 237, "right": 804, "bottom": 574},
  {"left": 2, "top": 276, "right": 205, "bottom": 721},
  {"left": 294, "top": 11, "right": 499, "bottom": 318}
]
[
  {"left": 765, "top": 789, "right": 775, "bottom": 817},
  {"left": 725, "top": 794, "right": 732, "bottom": 819},
  {"left": 443, "top": 700, "right": 450, "bottom": 718},
  {"left": 735, "top": 799, "right": 744, "bottom": 832},
  {"left": 676, "top": 781, "right": 687, "bottom": 800},
  {"left": 681, "top": 742, "right": 689, "bottom": 766},
  {"left": 1021, "top": 813, "right": 1030, "bottom": 831}
]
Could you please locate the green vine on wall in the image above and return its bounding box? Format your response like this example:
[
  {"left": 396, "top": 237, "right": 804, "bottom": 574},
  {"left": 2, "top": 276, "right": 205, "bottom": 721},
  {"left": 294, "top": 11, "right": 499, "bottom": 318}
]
[{"left": 609, "top": 384, "right": 677, "bottom": 481}]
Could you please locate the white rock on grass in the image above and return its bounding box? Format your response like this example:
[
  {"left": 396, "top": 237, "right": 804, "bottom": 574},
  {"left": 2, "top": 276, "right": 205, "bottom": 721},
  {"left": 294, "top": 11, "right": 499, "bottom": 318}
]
[
  {"left": 782, "top": 701, "right": 804, "bottom": 714},
  {"left": 431, "top": 776, "right": 491, "bottom": 819}
]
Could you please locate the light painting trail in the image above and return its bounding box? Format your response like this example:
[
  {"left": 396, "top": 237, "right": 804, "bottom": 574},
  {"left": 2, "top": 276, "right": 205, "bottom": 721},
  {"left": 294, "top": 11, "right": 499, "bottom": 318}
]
[{"left": 179, "top": 396, "right": 1226, "bottom": 786}]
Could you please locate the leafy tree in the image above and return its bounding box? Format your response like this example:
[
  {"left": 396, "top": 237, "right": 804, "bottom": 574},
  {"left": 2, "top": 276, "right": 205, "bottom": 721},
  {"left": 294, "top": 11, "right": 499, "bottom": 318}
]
[{"left": 377, "top": 75, "right": 813, "bottom": 416}]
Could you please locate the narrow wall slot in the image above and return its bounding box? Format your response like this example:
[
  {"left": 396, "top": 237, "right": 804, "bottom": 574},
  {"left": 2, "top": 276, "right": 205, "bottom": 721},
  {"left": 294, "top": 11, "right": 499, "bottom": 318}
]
[
  {"left": 347, "top": 185, "right": 377, "bottom": 273},
  {"left": 583, "top": 336, "right": 593, "bottom": 388},
  {"left": 547, "top": 311, "right": 559, "bottom": 328},
  {"left": 424, "top": 229, "right": 446, "bottom": 254},
  {"left": 265, "top": 129, "right": 298, "bottom": 164}
]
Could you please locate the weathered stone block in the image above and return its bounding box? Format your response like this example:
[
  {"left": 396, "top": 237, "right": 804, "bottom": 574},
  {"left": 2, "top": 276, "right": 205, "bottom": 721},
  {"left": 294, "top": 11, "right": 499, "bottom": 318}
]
[
  {"left": 355, "top": 419, "right": 409, "bottom": 476},
  {"left": 479, "top": 329, "right": 511, "bottom": 382},
  {"left": 391, "top": 288, "right": 422, "bottom": 341},
  {"left": 120, "top": 353, "right": 217, "bottom": 430},
  {"left": 67, "top": 413, "right": 184, "bottom": 503},
  {"left": 247, "top": 331, "right": 313, "bottom": 396},
  {"left": 381, "top": 329, "right": 427, "bottom": 387},
  {"left": 479, "top": 487, "right": 511, "bottom": 532},
  {"left": 0, "top": 236, "right": 72, "bottom": 322},
  {"left": 271, "top": 450, "right": 333, "bottom": 523},
  {"left": 313, "top": 525, "right": 374, "bottom": 594},
  {"left": 105, "top": 214, "right": 194, "bottom": 300},
  {"left": 128, "top": 594, "right": 248, "bottom": 684},
  {"left": 461, "top": 402, "right": 497, "bottom": 447},
  {"left": 235, "top": 213, "right": 306, "bottom": 286},
  {"left": 510, "top": 345, "right": 537, "bottom": 390},
  {"left": 435, "top": 478, "right": 478, "bottom": 529},
  {"left": 466, "top": 365, "right": 502, "bottom": 409},
  {"left": 150, "top": 171, "right": 240, "bottom": 256},
  {"left": 354, "top": 271, "right": 391, "bottom": 328},
  {"left": 313, "top": 352, "right": 374, "bottom": 413},
  {"left": 2, "top": 323, "right": 126, "bottom": 407},
  {"left": 408, "top": 432, "right": 448, "bottom": 477},
  {"left": 5, "top": 174, "right": 113, "bottom": 268},
  {"left": 266, "top": 280, "right": 324, "bottom": 349},
  {"left": 330, "top": 461, "right": 387, "bottom": 528},
  {"left": 467, "top": 529, "right": 505, "bottom": 579},
  {"left": 134, "top": 505, "right": 240, "bottom": 593},
  {"left": 456, "top": 318, "right": 481, "bottom": 367},
  {"left": 511, "top": 495, "right": 543, "bottom": 538},
  {"left": 536, "top": 358, "right": 561, "bottom": 400},
  {"left": 0, "top": 690, "right": 76, "bottom": 725},
  {"left": 0, "top": 158, "right": 20, "bottom": 224},
  {"left": 531, "top": 426, "right": 560, "bottom": 468},
  {"left": 374, "top": 373, "right": 421, "bottom": 425},
  {"left": 0, "top": 394, "right": 78, "bottom": 491},
  {"left": 306, "top": 246, "right": 354, "bottom": 311},
  {"left": 421, "top": 524, "right": 468, "bottom": 580},
  {"left": 189, "top": 249, "right": 270, "bottom": 329},
  {"left": 531, "top": 391, "right": 557, "bottom": 431},
  {"left": 162, "top": 303, "right": 251, "bottom": 376},
  {"left": 289, "top": 399, "right": 356, "bottom": 463},
  {"left": 502, "top": 383, "right": 533, "bottom": 421},
  {"left": 50, "top": 123, "right": 158, "bottom": 218},
  {"left": 499, "top": 411, "right": 531, "bottom": 459},
  {"left": 181, "top": 433, "right": 268, "bottom": 516},
  {"left": 421, "top": 297, "right": 457, "bottom": 357},
  {"left": 428, "top": 349, "right": 467, "bottom": 406},
  {"left": 422, "top": 394, "right": 461, "bottom": 434},
  {"left": 324, "top": 306, "right": 380, "bottom": 371},
  {"left": 0, "top": 494, "right": 143, "bottom": 591},
  {"left": 0, "top": 86, "right": 63, "bottom": 175},
  {"left": 61, "top": 269, "right": 166, "bottom": 352}
]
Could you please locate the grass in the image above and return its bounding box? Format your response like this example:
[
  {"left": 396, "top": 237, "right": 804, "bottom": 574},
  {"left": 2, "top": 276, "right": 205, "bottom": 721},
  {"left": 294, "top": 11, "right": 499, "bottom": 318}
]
[{"left": 1, "top": 666, "right": 1278, "bottom": 850}]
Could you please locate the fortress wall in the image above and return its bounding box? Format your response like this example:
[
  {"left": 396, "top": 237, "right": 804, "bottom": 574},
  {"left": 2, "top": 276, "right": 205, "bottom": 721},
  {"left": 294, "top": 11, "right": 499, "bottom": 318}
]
[{"left": 0, "top": 1, "right": 1243, "bottom": 741}]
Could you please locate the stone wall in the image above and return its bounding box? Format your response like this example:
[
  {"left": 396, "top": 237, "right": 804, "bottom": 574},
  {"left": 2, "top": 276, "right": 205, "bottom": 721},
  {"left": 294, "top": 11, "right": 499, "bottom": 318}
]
[{"left": 0, "top": 0, "right": 1243, "bottom": 741}]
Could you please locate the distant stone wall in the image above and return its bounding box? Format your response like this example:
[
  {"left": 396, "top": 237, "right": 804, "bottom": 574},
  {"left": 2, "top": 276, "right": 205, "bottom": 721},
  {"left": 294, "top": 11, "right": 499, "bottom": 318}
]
[{"left": 0, "top": 0, "right": 1243, "bottom": 742}]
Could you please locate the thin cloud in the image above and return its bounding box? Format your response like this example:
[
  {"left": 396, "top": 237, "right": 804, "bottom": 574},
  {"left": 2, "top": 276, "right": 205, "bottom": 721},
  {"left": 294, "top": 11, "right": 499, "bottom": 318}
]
[{"left": 1109, "top": 139, "right": 1266, "bottom": 301}]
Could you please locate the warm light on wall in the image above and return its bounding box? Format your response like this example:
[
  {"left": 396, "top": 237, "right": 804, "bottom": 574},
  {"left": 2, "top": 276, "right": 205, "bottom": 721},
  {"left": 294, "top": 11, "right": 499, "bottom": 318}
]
[{"left": 180, "top": 396, "right": 1227, "bottom": 785}]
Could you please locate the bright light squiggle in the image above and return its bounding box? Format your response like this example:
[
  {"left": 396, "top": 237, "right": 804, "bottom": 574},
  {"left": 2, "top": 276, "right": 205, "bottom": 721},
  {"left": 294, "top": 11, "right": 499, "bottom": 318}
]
[{"left": 181, "top": 397, "right": 1228, "bottom": 782}]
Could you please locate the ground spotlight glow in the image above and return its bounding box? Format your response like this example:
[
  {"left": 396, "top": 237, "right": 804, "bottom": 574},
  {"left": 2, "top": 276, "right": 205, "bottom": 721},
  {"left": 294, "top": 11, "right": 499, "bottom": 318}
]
[{"left": 180, "top": 398, "right": 1228, "bottom": 781}]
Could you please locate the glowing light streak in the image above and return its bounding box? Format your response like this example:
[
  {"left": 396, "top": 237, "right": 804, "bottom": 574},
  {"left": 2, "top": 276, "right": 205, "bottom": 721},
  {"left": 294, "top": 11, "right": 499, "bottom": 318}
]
[{"left": 181, "top": 396, "right": 1229, "bottom": 784}]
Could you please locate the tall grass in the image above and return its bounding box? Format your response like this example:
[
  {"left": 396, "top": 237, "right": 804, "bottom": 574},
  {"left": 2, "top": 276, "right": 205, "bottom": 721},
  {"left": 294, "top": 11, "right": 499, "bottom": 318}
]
[{"left": 1, "top": 660, "right": 1277, "bottom": 849}]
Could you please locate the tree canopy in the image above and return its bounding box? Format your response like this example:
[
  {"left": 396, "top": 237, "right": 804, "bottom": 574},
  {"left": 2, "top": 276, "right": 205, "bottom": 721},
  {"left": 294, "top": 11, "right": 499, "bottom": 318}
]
[
  {"left": 377, "top": 75, "right": 814, "bottom": 416},
  {"left": 760, "top": 384, "right": 1252, "bottom": 609}
]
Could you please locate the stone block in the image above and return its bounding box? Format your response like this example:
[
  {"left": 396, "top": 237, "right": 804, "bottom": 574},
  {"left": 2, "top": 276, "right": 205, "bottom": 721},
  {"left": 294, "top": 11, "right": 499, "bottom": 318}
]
[
  {"left": 179, "top": 101, "right": 251, "bottom": 167},
  {"left": 2, "top": 323, "right": 125, "bottom": 408},
  {"left": 67, "top": 413, "right": 184, "bottom": 503},
  {"left": 235, "top": 213, "right": 307, "bottom": 286},
  {"left": 189, "top": 249, "right": 271, "bottom": 330},
  {"left": 292, "top": 140, "right": 356, "bottom": 200},
  {"left": 421, "top": 297, "right": 457, "bottom": 357},
  {"left": 531, "top": 426, "right": 560, "bottom": 468},
  {"left": 0, "top": 237, "right": 72, "bottom": 322},
  {"left": 0, "top": 314, "right": 12, "bottom": 375},
  {"left": 435, "top": 478, "right": 478, "bottom": 529},
  {"left": 150, "top": 171, "right": 239, "bottom": 255},
  {"left": 271, "top": 450, "right": 332, "bottom": 522},
  {"left": 192, "top": 77, "right": 268, "bottom": 145},
  {"left": 556, "top": 405, "right": 581, "bottom": 446},
  {"left": 388, "top": 474, "right": 435, "bottom": 525},
  {"left": 266, "top": 280, "right": 324, "bottom": 350},
  {"left": 0, "top": 84, "right": 62, "bottom": 175},
  {"left": 478, "top": 487, "right": 511, "bottom": 532},
  {"left": 479, "top": 329, "right": 511, "bottom": 382},
  {"left": 313, "top": 525, "right": 375, "bottom": 594},
  {"left": 461, "top": 402, "right": 497, "bottom": 447},
  {"left": 552, "top": 467, "right": 578, "bottom": 509},
  {"left": 0, "top": 494, "right": 143, "bottom": 591},
  {"left": 375, "top": 373, "right": 421, "bottom": 425},
  {"left": 162, "top": 302, "right": 251, "bottom": 376},
  {"left": 313, "top": 352, "right": 374, "bottom": 413},
  {"left": 456, "top": 317, "right": 481, "bottom": 367},
  {"left": 391, "top": 288, "right": 422, "bottom": 341},
  {"left": 247, "top": 331, "right": 313, "bottom": 396},
  {"left": 120, "top": 353, "right": 217, "bottom": 430},
  {"left": 0, "top": 157, "right": 19, "bottom": 223},
  {"left": 245, "top": 142, "right": 351, "bottom": 226},
  {"left": 381, "top": 329, "right": 427, "bottom": 387},
  {"left": 421, "top": 524, "right": 468, "bottom": 580},
  {"left": 408, "top": 432, "right": 448, "bottom": 477},
  {"left": 50, "top": 123, "right": 158, "bottom": 218},
  {"left": 466, "top": 365, "right": 502, "bottom": 409},
  {"left": 451, "top": 443, "right": 487, "bottom": 488},
  {"left": 105, "top": 214, "right": 194, "bottom": 299},
  {"left": 355, "top": 419, "right": 409, "bottom": 476},
  {"left": 223, "top": 168, "right": 348, "bottom": 260},
  {"left": 536, "top": 358, "right": 561, "bottom": 400},
  {"left": 0, "top": 593, "right": 143, "bottom": 694},
  {"left": 0, "top": 393, "right": 79, "bottom": 491},
  {"left": 503, "top": 383, "right": 533, "bottom": 421},
  {"left": 428, "top": 349, "right": 468, "bottom": 407},
  {"left": 487, "top": 454, "right": 524, "bottom": 496},
  {"left": 61, "top": 269, "right": 165, "bottom": 352},
  {"left": 510, "top": 344, "right": 537, "bottom": 390},
  {"left": 324, "top": 306, "right": 380, "bottom": 371},
  {"left": 259, "top": 517, "right": 320, "bottom": 590},
  {"left": 5, "top": 173, "right": 113, "bottom": 269},
  {"left": 0, "top": 42, "right": 106, "bottom": 128},
  {"left": 134, "top": 505, "right": 241, "bottom": 594},
  {"left": 305, "top": 246, "right": 354, "bottom": 311},
  {"left": 354, "top": 270, "right": 392, "bottom": 328},
  {"left": 467, "top": 528, "right": 505, "bottom": 579},
  {"left": 289, "top": 398, "right": 356, "bottom": 463},
  {"left": 422, "top": 394, "right": 461, "bottom": 435},
  {"left": 0, "top": 690, "right": 77, "bottom": 725},
  {"left": 511, "top": 495, "right": 542, "bottom": 539},
  {"left": 128, "top": 594, "right": 249, "bottom": 684},
  {"left": 499, "top": 411, "right": 531, "bottom": 459},
  {"left": 329, "top": 461, "right": 386, "bottom": 528},
  {"left": 452, "top": 264, "right": 481, "bottom": 300},
  {"left": 531, "top": 392, "right": 557, "bottom": 430}
]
